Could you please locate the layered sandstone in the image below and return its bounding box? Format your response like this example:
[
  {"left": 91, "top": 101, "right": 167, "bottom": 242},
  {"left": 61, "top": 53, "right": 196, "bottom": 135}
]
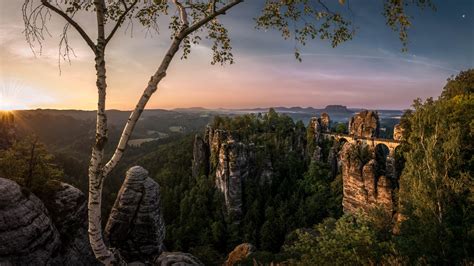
[
  {"left": 0, "top": 178, "right": 62, "bottom": 265},
  {"left": 105, "top": 166, "right": 166, "bottom": 262},
  {"left": 348, "top": 110, "right": 380, "bottom": 138},
  {"left": 0, "top": 178, "right": 97, "bottom": 265},
  {"left": 320, "top": 112, "right": 331, "bottom": 132},
  {"left": 340, "top": 143, "right": 394, "bottom": 214}
]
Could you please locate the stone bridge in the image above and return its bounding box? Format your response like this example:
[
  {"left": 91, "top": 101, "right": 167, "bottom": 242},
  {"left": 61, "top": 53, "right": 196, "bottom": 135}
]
[{"left": 322, "top": 133, "right": 401, "bottom": 156}]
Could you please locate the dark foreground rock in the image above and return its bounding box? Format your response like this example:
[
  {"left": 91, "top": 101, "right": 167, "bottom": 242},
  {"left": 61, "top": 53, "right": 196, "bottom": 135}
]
[
  {"left": 105, "top": 166, "right": 166, "bottom": 263},
  {"left": 154, "top": 252, "right": 204, "bottom": 266},
  {"left": 0, "top": 177, "right": 99, "bottom": 265},
  {"left": 0, "top": 178, "right": 62, "bottom": 265}
]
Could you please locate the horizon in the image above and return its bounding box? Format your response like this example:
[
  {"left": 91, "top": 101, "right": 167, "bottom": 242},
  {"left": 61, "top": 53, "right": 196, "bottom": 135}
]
[{"left": 9, "top": 105, "right": 407, "bottom": 112}]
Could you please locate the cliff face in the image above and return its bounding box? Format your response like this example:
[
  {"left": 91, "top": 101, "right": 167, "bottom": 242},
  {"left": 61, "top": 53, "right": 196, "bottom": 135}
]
[
  {"left": 0, "top": 112, "right": 15, "bottom": 150},
  {"left": 340, "top": 143, "right": 394, "bottom": 214},
  {"left": 348, "top": 110, "right": 380, "bottom": 138},
  {"left": 308, "top": 117, "right": 322, "bottom": 145},
  {"left": 202, "top": 127, "right": 255, "bottom": 215},
  {"left": 105, "top": 166, "right": 166, "bottom": 262},
  {"left": 0, "top": 178, "right": 97, "bottom": 265},
  {"left": 320, "top": 112, "right": 331, "bottom": 132}
]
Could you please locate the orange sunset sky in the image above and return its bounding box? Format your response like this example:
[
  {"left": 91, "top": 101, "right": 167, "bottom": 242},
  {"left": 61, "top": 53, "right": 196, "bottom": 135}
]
[{"left": 1, "top": 0, "right": 473, "bottom": 111}]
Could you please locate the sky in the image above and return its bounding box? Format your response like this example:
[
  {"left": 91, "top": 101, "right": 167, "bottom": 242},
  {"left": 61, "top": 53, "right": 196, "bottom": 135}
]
[{"left": 0, "top": 0, "right": 473, "bottom": 111}]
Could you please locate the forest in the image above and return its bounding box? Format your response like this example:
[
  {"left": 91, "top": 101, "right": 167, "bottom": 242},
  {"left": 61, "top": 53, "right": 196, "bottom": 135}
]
[{"left": 0, "top": 70, "right": 472, "bottom": 265}]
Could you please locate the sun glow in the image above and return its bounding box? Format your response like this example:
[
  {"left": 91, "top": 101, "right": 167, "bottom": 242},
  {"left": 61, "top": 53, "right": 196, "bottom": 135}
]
[{"left": 1, "top": 80, "right": 30, "bottom": 111}]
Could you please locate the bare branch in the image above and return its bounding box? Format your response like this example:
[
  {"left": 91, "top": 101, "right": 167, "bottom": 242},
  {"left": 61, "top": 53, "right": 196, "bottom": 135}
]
[
  {"left": 40, "top": 0, "right": 96, "bottom": 52},
  {"left": 105, "top": 0, "right": 139, "bottom": 46}
]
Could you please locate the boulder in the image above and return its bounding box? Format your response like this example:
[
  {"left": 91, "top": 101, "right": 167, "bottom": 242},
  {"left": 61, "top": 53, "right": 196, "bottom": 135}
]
[
  {"left": 225, "top": 243, "right": 256, "bottom": 266},
  {"left": 105, "top": 166, "right": 166, "bottom": 262},
  {"left": 50, "top": 183, "right": 98, "bottom": 265},
  {"left": 0, "top": 177, "right": 62, "bottom": 265},
  {"left": 154, "top": 252, "right": 203, "bottom": 266},
  {"left": 348, "top": 110, "right": 380, "bottom": 138}
]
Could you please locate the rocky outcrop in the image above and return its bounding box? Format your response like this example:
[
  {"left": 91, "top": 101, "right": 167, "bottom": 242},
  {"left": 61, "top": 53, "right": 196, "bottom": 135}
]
[
  {"left": 225, "top": 243, "right": 256, "bottom": 266},
  {"left": 105, "top": 166, "right": 166, "bottom": 262},
  {"left": 340, "top": 143, "right": 394, "bottom": 214},
  {"left": 393, "top": 124, "right": 404, "bottom": 141},
  {"left": 308, "top": 117, "right": 322, "bottom": 144},
  {"left": 348, "top": 110, "right": 380, "bottom": 138},
  {"left": 0, "top": 177, "right": 100, "bottom": 265},
  {"left": 0, "top": 177, "right": 62, "bottom": 265},
  {"left": 320, "top": 112, "right": 331, "bottom": 132},
  {"left": 0, "top": 112, "right": 15, "bottom": 150},
  {"left": 50, "top": 183, "right": 98, "bottom": 265},
  {"left": 199, "top": 127, "right": 258, "bottom": 215},
  {"left": 192, "top": 135, "right": 210, "bottom": 178},
  {"left": 215, "top": 140, "right": 252, "bottom": 215},
  {"left": 154, "top": 252, "right": 203, "bottom": 266}
]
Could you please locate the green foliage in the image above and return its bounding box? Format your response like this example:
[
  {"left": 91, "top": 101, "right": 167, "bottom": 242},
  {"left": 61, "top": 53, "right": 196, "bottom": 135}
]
[
  {"left": 348, "top": 142, "right": 371, "bottom": 166},
  {"left": 24, "top": 0, "right": 434, "bottom": 66},
  {"left": 440, "top": 69, "right": 474, "bottom": 100},
  {"left": 396, "top": 69, "right": 474, "bottom": 264},
  {"left": 138, "top": 110, "right": 342, "bottom": 264},
  {"left": 286, "top": 213, "right": 396, "bottom": 266},
  {"left": 333, "top": 122, "right": 347, "bottom": 134},
  {"left": 0, "top": 136, "right": 63, "bottom": 201}
]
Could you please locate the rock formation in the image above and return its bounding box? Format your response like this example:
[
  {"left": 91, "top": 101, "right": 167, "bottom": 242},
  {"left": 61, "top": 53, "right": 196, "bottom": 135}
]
[
  {"left": 105, "top": 166, "right": 166, "bottom": 263},
  {"left": 339, "top": 143, "right": 394, "bottom": 214},
  {"left": 320, "top": 112, "right": 331, "bottom": 132},
  {"left": 50, "top": 183, "right": 98, "bottom": 265},
  {"left": 308, "top": 117, "right": 322, "bottom": 144},
  {"left": 215, "top": 139, "right": 252, "bottom": 215},
  {"left": 192, "top": 127, "right": 258, "bottom": 215},
  {"left": 0, "top": 178, "right": 98, "bottom": 265},
  {"left": 348, "top": 110, "right": 380, "bottom": 138},
  {"left": 154, "top": 252, "right": 203, "bottom": 266},
  {"left": 393, "top": 124, "right": 404, "bottom": 141},
  {"left": 0, "top": 177, "right": 62, "bottom": 265},
  {"left": 0, "top": 112, "right": 15, "bottom": 150},
  {"left": 225, "top": 243, "right": 256, "bottom": 266}
]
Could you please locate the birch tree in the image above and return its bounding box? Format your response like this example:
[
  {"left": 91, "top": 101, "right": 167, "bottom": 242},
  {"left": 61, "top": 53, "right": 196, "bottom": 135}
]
[{"left": 22, "top": 0, "right": 433, "bottom": 264}]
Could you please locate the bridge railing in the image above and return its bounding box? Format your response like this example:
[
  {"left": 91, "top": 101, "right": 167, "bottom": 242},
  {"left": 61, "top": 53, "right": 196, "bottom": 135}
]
[{"left": 321, "top": 133, "right": 401, "bottom": 144}]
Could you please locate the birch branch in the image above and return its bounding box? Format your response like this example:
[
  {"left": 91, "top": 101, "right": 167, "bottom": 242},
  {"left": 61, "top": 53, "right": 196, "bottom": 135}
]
[
  {"left": 40, "top": 0, "right": 96, "bottom": 52},
  {"left": 103, "top": 0, "right": 244, "bottom": 176},
  {"left": 105, "top": 0, "right": 139, "bottom": 45}
]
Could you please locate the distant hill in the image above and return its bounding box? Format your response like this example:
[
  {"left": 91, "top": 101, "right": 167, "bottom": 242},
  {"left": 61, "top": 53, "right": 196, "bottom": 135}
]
[{"left": 323, "top": 105, "right": 352, "bottom": 113}]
